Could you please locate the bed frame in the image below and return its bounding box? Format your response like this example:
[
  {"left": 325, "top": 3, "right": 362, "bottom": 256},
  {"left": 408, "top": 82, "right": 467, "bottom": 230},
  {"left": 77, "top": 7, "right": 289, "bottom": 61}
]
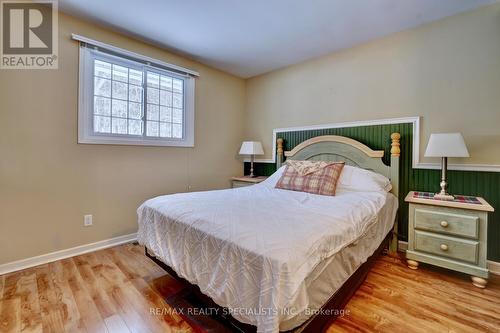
[
  {"left": 278, "top": 133, "right": 401, "bottom": 255},
  {"left": 145, "top": 133, "right": 401, "bottom": 332}
]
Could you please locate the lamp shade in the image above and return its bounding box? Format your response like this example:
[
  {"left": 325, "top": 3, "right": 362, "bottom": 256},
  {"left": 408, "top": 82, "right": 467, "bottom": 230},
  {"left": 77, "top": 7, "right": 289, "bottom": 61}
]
[
  {"left": 424, "top": 133, "right": 470, "bottom": 157},
  {"left": 239, "top": 141, "right": 264, "bottom": 155}
]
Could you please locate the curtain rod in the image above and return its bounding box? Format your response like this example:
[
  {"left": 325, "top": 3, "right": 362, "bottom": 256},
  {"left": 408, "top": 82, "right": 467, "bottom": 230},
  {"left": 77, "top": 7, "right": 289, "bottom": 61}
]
[{"left": 71, "top": 33, "right": 200, "bottom": 77}]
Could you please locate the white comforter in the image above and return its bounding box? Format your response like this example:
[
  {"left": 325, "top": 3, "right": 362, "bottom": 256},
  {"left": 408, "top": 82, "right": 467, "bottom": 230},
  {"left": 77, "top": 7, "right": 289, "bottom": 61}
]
[{"left": 137, "top": 176, "right": 390, "bottom": 333}]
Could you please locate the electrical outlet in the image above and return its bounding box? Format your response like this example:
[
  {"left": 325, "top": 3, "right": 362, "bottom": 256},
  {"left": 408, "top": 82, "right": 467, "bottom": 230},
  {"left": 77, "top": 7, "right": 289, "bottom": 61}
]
[{"left": 84, "top": 214, "right": 93, "bottom": 227}]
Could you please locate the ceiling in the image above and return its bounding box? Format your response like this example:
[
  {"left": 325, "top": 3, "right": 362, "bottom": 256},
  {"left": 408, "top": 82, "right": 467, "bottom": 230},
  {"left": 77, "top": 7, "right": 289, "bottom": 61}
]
[{"left": 59, "top": 0, "right": 497, "bottom": 78}]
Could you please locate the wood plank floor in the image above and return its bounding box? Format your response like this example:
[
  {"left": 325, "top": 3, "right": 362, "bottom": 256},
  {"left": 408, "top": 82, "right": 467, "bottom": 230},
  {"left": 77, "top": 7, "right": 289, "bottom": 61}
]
[{"left": 0, "top": 244, "right": 499, "bottom": 333}]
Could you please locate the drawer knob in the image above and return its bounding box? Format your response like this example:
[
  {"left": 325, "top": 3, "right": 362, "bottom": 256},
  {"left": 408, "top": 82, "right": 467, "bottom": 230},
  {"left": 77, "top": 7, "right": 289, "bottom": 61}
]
[
  {"left": 440, "top": 244, "right": 449, "bottom": 251},
  {"left": 440, "top": 221, "right": 449, "bottom": 228}
]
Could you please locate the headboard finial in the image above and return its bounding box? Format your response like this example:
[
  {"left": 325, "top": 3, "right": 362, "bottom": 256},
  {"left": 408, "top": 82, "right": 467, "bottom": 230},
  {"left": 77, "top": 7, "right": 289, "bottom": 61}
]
[
  {"left": 276, "top": 138, "right": 284, "bottom": 168},
  {"left": 277, "top": 138, "right": 284, "bottom": 155},
  {"left": 391, "top": 133, "right": 401, "bottom": 157}
]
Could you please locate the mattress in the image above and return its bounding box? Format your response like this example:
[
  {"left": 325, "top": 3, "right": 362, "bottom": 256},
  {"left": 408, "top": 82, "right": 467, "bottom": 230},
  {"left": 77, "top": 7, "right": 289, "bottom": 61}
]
[
  {"left": 280, "top": 191, "right": 397, "bottom": 331},
  {"left": 137, "top": 177, "right": 397, "bottom": 333}
]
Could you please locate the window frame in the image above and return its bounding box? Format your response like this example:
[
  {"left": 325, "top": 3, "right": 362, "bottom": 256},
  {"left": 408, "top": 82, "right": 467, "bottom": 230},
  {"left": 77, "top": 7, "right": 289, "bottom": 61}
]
[{"left": 78, "top": 44, "right": 195, "bottom": 147}]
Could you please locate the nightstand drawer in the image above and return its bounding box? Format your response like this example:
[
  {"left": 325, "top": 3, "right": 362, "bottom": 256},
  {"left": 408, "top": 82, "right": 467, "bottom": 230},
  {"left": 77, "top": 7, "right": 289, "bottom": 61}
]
[
  {"left": 414, "top": 208, "right": 479, "bottom": 239},
  {"left": 414, "top": 230, "right": 479, "bottom": 264}
]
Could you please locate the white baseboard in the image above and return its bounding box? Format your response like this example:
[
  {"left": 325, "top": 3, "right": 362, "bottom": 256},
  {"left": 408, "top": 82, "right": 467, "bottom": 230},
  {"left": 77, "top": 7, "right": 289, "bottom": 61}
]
[
  {"left": 398, "top": 240, "right": 500, "bottom": 276},
  {"left": 487, "top": 260, "right": 500, "bottom": 276},
  {"left": 397, "top": 240, "right": 408, "bottom": 252},
  {"left": 0, "top": 233, "right": 137, "bottom": 275}
]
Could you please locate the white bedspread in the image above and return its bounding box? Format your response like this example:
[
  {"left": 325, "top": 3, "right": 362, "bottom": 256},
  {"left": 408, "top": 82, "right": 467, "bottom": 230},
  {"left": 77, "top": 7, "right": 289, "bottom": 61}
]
[{"left": 137, "top": 178, "right": 391, "bottom": 333}]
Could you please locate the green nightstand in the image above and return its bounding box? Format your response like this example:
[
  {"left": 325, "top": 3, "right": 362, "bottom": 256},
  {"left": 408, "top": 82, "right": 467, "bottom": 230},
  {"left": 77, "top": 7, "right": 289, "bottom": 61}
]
[{"left": 405, "top": 191, "right": 494, "bottom": 288}]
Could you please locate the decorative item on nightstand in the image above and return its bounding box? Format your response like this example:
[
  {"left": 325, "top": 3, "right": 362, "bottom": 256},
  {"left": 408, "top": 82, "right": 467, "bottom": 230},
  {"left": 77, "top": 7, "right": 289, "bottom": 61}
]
[
  {"left": 405, "top": 191, "right": 494, "bottom": 288},
  {"left": 424, "top": 133, "right": 469, "bottom": 200},
  {"left": 239, "top": 141, "right": 264, "bottom": 177}
]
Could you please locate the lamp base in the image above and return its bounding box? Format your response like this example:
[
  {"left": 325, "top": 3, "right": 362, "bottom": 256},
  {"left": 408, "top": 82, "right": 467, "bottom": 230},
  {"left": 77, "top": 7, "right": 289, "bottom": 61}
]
[
  {"left": 249, "top": 155, "right": 256, "bottom": 178},
  {"left": 433, "top": 193, "right": 455, "bottom": 201},
  {"left": 434, "top": 157, "right": 454, "bottom": 201}
]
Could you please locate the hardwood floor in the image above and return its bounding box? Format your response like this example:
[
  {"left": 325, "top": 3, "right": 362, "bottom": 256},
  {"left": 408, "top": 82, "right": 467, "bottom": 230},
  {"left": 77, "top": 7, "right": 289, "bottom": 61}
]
[
  {"left": 328, "top": 256, "right": 500, "bottom": 333},
  {"left": 0, "top": 244, "right": 499, "bottom": 333}
]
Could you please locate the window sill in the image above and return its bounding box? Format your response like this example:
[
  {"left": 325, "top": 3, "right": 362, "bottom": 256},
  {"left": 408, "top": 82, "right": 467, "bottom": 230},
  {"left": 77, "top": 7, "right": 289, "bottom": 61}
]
[{"left": 78, "top": 135, "right": 194, "bottom": 147}]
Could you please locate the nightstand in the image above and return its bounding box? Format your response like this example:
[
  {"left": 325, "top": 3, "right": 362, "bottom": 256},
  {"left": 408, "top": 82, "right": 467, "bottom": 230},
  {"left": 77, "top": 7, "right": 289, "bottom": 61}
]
[
  {"left": 405, "top": 191, "right": 494, "bottom": 288},
  {"left": 231, "top": 176, "right": 267, "bottom": 188}
]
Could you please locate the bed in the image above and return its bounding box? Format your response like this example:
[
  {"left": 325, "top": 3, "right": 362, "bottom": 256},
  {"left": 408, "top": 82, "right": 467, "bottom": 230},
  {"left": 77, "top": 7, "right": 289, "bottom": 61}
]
[{"left": 137, "top": 133, "right": 401, "bottom": 333}]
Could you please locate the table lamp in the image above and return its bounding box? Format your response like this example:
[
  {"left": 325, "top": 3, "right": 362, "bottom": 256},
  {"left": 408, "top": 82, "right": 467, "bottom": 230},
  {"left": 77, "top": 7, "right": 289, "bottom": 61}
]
[
  {"left": 239, "top": 141, "right": 264, "bottom": 177},
  {"left": 424, "top": 133, "right": 469, "bottom": 200}
]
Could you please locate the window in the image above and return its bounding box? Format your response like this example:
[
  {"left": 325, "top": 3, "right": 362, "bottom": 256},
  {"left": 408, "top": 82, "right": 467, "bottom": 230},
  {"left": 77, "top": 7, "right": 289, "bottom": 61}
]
[{"left": 77, "top": 37, "right": 196, "bottom": 147}]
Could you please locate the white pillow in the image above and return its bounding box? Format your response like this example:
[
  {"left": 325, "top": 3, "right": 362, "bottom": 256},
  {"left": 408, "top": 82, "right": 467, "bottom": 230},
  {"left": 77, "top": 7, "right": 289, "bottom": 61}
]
[{"left": 337, "top": 165, "right": 392, "bottom": 193}]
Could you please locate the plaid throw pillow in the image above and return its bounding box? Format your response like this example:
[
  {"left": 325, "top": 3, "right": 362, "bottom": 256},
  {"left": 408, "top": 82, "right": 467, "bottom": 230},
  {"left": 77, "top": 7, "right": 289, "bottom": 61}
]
[{"left": 275, "top": 161, "right": 345, "bottom": 196}]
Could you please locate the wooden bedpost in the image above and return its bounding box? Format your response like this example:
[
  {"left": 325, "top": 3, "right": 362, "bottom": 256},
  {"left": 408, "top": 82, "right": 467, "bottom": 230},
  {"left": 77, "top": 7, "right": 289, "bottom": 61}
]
[
  {"left": 390, "top": 132, "right": 400, "bottom": 196},
  {"left": 389, "top": 132, "right": 401, "bottom": 257},
  {"left": 276, "top": 138, "right": 284, "bottom": 168},
  {"left": 391, "top": 132, "right": 401, "bottom": 157}
]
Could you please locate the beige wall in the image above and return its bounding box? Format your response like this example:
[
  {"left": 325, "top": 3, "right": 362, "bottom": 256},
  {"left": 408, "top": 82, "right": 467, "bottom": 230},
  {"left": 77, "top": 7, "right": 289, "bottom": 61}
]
[
  {"left": 244, "top": 4, "right": 500, "bottom": 165},
  {"left": 0, "top": 13, "right": 246, "bottom": 264}
]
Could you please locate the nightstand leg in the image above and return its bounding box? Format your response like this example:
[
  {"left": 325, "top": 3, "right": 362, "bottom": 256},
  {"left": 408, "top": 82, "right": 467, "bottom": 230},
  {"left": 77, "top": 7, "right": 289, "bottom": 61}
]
[
  {"left": 407, "top": 259, "right": 419, "bottom": 270},
  {"left": 471, "top": 276, "right": 488, "bottom": 289}
]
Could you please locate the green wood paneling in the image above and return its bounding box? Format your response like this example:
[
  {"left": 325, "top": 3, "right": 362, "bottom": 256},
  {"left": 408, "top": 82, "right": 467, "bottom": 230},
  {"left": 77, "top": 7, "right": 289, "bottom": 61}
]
[{"left": 244, "top": 123, "right": 500, "bottom": 261}]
